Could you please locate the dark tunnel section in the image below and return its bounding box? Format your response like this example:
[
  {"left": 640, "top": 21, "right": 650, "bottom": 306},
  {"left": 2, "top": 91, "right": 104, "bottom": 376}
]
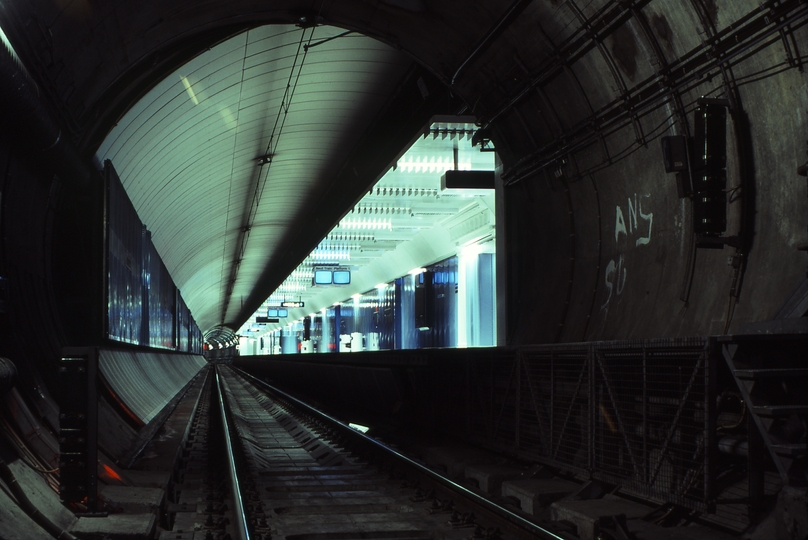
[
  {"left": 0, "top": 121, "right": 210, "bottom": 533},
  {"left": 234, "top": 333, "right": 808, "bottom": 536},
  {"left": 0, "top": 1, "right": 807, "bottom": 538},
  {"left": 0, "top": 126, "right": 204, "bottom": 456},
  {"left": 0, "top": 133, "right": 69, "bottom": 400},
  {"left": 48, "top": 158, "right": 206, "bottom": 356}
]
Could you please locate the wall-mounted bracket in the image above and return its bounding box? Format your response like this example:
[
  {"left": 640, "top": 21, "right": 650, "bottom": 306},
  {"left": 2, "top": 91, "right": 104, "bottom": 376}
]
[
  {"left": 695, "top": 235, "right": 740, "bottom": 249},
  {"left": 59, "top": 347, "right": 105, "bottom": 515}
]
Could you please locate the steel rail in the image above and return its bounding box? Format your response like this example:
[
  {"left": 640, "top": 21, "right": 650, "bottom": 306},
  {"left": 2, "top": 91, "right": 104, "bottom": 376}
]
[
  {"left": 235, "top": 367, "right": 573, "bottom": 540},
  {"left": 214, "top": 366, "right": 251, "bottom": 540}
]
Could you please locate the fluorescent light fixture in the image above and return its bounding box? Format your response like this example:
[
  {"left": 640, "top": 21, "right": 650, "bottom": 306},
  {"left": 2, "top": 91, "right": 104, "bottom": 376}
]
[
  {"left": 408, "top": 267, "right": 426, "bottom": 275},
  {"left": 0, "top": 26, "right": 23, "bottom": 70},
  {"left": 333, "top": 301, "right": 341, "bottom": 306},
  {"left": 375, "top": 283, "right": 387, "bottom": 290},
  {"left": 348, "top": 423, "right": 370, "bottom": 433},
  {"left": 338, "top": 219, "right": 391, "bottom": 231},
  {"left": 180, "top": 75, "right": 199, "bottom": 105},
  {"left": 460, "top": 242, "right": 485, "bottom": 258},
  {"left": 351, "top": 293, "right": 362, "bottom": 301}
]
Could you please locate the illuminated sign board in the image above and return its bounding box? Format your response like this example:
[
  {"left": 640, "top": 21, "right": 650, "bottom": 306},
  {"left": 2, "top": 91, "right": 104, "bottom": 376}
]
[
  {"left": 314, "top": 270, "right": 333, "bottom": 285},
  {"left": 333, "top": 270, "right": 351, "bottom": 285}
]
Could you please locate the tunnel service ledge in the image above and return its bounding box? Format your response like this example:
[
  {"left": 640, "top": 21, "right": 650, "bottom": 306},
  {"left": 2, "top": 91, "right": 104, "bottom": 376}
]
[{"left": 69, "top": 513, "right": 156, "bottom": 540}]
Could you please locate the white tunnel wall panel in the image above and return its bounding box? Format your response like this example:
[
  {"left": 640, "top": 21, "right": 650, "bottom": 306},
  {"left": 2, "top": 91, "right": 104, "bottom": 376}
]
[
  {"left": 399, "top": 276, "right": 416, "bottom": 351},
  {"left": 459, "top": 252, "right": 496, "bottom": 348},
  {"left": 98, "top": 350, "right": 206, "bottom": 424}
]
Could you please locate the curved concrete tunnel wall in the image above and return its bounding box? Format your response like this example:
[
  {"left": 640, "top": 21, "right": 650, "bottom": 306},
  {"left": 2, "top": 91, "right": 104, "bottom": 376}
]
[
  {"left": 0, "top": 0, "right": 805, "bottom": 408},
  {"left": 98, "top": 350, "right": 207, "bottom": 424}
]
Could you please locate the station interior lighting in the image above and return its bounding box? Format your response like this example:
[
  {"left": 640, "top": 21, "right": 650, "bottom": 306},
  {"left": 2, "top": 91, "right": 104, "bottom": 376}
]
[{"left": 237, "top": 118, "right": 496, "bottom": 340}]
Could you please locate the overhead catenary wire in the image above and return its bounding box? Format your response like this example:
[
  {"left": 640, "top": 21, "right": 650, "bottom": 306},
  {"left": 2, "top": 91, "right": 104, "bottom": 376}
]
[{"left": 221, "top": 25, "right": 318, "bottom": 323}]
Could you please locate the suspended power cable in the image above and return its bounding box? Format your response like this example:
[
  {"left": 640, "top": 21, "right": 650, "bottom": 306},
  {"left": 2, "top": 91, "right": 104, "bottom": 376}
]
[
  {"left": 221, "top": 25, "right": 318, "bottom": 323},
  {"left": 219, "top": 32, "right": 252, "bottom": 324}
]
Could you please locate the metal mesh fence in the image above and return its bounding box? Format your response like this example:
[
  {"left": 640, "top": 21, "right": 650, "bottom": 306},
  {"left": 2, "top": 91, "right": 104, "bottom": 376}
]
[
  {"left": 593, "top": 340, "right": 709, "bottom": 508},
  {"left": 520, "top": 346, "right": 590, "bottom": 473},
  {"left": 465, "top": 338, "right": 712, "bottom": 509},
  {"left": 467, "top": 355, "right": 519, "bottom": 451}
]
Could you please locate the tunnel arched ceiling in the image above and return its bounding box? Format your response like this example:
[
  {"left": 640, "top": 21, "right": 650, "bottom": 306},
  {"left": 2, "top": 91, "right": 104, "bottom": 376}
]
[
  {"left": 2, "top": 0, "right": 806, "bottom": 342},
  {"left": 95, "top": 25, "right": 413, "bottom": 334}
]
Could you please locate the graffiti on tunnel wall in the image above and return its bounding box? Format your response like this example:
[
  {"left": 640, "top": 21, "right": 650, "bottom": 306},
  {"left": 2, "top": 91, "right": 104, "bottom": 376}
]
[{"left": 601, "top": 193, "right": 653, "bottom": 312}]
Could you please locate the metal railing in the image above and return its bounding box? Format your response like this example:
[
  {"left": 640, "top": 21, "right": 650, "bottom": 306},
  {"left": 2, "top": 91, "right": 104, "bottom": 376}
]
[{"left": 464, "top": 338, "right": 715, "bottom": 510}]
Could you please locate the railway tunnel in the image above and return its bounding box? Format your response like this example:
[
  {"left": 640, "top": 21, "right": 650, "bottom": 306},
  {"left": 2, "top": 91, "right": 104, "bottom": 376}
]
[{"left": 0, "top": 1, "right": 807, "bottom": 539}]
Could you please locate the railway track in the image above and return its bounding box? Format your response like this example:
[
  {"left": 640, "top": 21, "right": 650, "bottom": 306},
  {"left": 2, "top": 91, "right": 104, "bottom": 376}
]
[{"left": 165, "top": 364, "right": 572, "bottom": 540}]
